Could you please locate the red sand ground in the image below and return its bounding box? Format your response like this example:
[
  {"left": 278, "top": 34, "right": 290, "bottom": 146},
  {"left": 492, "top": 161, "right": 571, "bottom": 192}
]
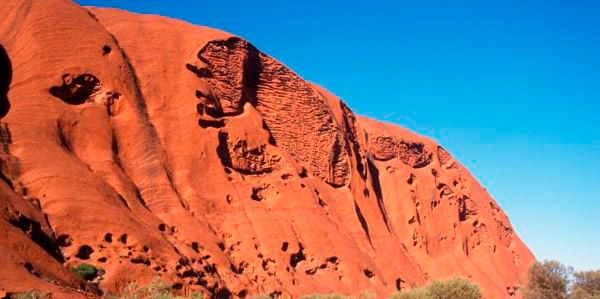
[{"left": 0, "top": 1, "right": 534, "bottom": 298}]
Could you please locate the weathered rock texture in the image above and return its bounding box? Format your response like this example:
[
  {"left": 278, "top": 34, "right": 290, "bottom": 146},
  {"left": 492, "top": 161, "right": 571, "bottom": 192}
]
[{"left": 0, "top": 1, "right": 534, "bottom": 298}]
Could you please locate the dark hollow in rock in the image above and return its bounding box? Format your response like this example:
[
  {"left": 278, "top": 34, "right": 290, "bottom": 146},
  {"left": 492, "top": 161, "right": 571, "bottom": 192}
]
[
  {"left": 458, "top": 196, "right": 477, "bottom": 221},
  {"left": 0, "top": 45, "right": 12, "bottom": 118},
  {"left": 23, "top": 262, "right": 35, "bottom": 274},
  {"left": 102, "top": 45, "right": 112, "bottom": 55},
  {"left": 289, "top": 243, "right": 306, "bottom": 268},
  {"left": 407, "top": 174, "right": 416, "bottom": 185},
  {"left": 203, "top": 263, "right": 217, "bottom": 275},
  {"left": 186, "top": 63, "right": 211, "bottom": 78},
  {"left": 250, "top": 185, "right": 266, "bottom": 201},
  {"left": 49, "top": 74, "right": 100, "bottom": 105},
  {"left": 198, "top": 118, "right": 225, "bottom": 129},
  {"left": 318, "top": 197, "right": 328, "bottom": 208},
  {"left": 56, "top": 234, "right": 72, "bottom": 247},
  {"left": 298, "top": 167, "right": 308, "bottom": 178},
  {"left": 75, "top": 245, "right": 94, "bottom": 260},
  {"left": 396, "top": 278, "right": 405, "bottom": 291},
  {"left": 214, "top": 287, "right": 232, "bottom": 299},
  {"left": 130, "top": 255, "right": 151, "bottom": 265},
  {"left": 191, "top": 242, "right": 200, "bottom": 253},
  {"left": 217, "top": 242, "right": 225, "bottom": 251},
  {"left": 104, "top": 233, "right": 113, "bottom": 243},
  {"left": 326, "top": 256, "right": 339, "bottom": 264}
]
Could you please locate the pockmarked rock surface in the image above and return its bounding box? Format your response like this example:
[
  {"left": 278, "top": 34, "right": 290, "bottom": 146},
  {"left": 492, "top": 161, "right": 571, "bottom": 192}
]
[{"left": 0, "top": 1, "right": 534, "bottom": 298}]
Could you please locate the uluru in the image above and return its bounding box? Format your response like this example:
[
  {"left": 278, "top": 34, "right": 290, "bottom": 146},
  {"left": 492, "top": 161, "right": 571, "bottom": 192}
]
[{"left": 0, "top": 0, "right": 537, "bottom": 298}]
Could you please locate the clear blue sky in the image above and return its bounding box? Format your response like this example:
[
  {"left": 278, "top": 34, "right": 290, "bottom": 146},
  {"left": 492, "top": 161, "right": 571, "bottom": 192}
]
[{"left": 76, "top": 0, "right": 600, "bottom": 271}]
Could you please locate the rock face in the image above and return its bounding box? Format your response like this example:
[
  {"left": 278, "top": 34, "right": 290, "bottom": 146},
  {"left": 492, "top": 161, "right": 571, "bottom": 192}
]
[{"left": 0, "top": 1, "right": 534, "bottom": 298}]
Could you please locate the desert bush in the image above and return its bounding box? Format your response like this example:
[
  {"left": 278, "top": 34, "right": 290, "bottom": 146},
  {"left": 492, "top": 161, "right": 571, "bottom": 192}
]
[
  {"left": 299, "top": 294, "right": 354, "bottom": 299},
  {"left": 390, "top": 276, "right": 481, "bottom": 299},
  {"left": 389, "top": 286, "right": 430, "bottom": 299},
  {"left": 359, "top": 290, "right": 377, "bottom": 299},
  {"left": 523, "top": 260, "right": 572, "bottom": 299},
  {"left": 10, "top": 291, "right": 47, "bottom": 299},
  {"left": 117, "top": 277, "right": 203, "bottom": 299},
  {"left": 70, "top": 263, "right": 104, "bottom": 281}
]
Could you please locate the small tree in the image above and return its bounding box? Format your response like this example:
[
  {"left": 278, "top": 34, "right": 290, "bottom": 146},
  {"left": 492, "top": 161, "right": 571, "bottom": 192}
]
[
  {"left": 523, "top": 260, "right": 572, "bottom": 299},
  {"left": 570, "top": 270, "right": 600, "bottom": 299}
]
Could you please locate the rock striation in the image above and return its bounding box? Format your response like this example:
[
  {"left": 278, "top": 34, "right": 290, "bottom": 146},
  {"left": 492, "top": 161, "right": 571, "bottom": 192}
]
[{"left": 0, "top": 1, "right": 533, "bottom": 298}]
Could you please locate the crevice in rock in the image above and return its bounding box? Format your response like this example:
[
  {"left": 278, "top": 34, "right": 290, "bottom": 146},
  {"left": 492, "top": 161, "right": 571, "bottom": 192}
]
[
  {"left": 341, "top": 102, "right": 366, "bottom": 179},
  {"left": 353, "top": 201, "right": 372, "bottom": 245},
  {"left": 9, "top": 214, "right": 65, "bottom": 263},
  {"left": 367, "top": 157, "right": 391, "bottom": 232}
]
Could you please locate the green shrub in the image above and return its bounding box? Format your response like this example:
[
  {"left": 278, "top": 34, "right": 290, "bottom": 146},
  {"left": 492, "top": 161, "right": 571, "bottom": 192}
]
[
  {"left": 390, "top": 276, "right": 481, "bottom": 299},
  {"left": 70, "top": 263, "right": 104, "bottom": 281}
]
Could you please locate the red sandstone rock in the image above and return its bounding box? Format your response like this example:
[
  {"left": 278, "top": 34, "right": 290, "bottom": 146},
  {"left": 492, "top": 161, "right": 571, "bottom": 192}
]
[{"left": 0, "top": 1, "right": 534, "bottom": 298}]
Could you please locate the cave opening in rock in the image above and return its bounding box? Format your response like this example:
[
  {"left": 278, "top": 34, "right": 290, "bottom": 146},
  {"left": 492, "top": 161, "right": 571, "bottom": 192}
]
[{"left": 0, "top": 45, "right": 12, "bottom": 118}]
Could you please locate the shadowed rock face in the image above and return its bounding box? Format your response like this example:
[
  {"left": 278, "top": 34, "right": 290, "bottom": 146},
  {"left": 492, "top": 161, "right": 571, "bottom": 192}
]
[
  {"left": 0, "top": 45, "right": 11, "bottom": 117},
  {"left": 0, "top": 1, "right": 534, "bottom": 298}
]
